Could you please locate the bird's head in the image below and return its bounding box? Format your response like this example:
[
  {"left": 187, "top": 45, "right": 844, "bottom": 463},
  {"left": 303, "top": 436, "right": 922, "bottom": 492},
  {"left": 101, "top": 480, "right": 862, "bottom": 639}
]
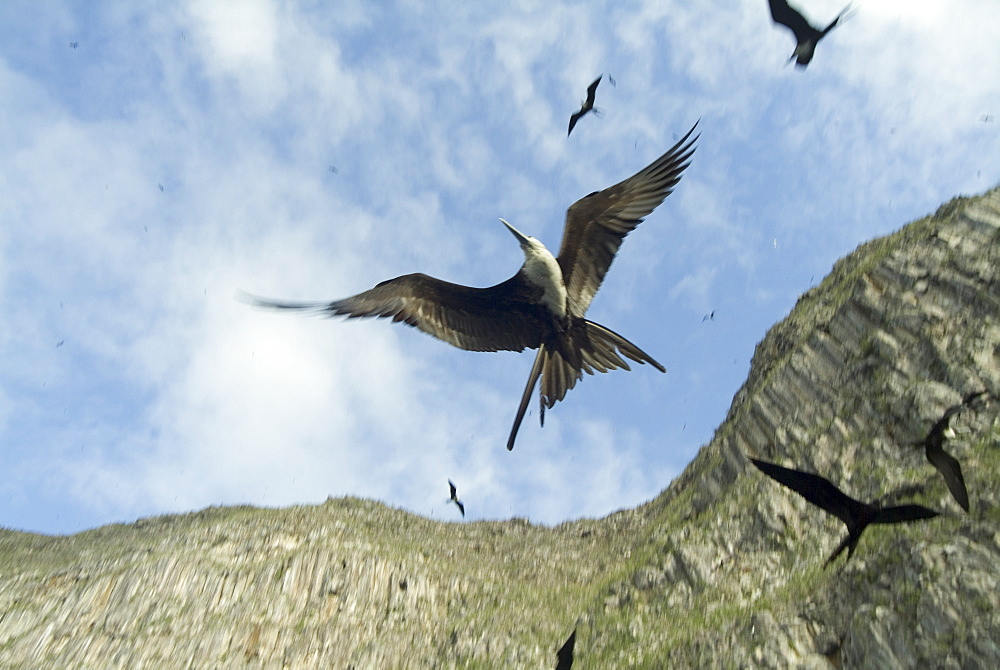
[{"left": 499, "top": 218, "right": 545, "bottom": 253}]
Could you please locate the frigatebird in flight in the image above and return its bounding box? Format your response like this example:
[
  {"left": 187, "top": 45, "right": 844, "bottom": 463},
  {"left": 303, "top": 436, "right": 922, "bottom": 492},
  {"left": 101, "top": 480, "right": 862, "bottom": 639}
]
[
  {"left": 447, "top": 479, "right": 465, "bottom": 517},
  {"left": 749, "top": 458, "right": 939, "bottom": 567},
  {"left": 243, "top": 123, "right": 698, "bottom": 450},
  {"left": 555, "top": 627, "right": 576, "bottom": 669},
  {"left": 767, "top": 0, "right": 849, "bottom": 68},
  {"left": 912, "top": 390, "right": 988, "bottom": 513},
  {"left": 568, "top": 76, "right": 603, "bottom": 136}
]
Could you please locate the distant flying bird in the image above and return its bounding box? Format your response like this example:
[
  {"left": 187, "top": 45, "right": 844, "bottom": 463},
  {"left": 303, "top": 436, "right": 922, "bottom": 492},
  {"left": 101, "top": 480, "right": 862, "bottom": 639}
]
[
  {"left": 448, "top": 479, "right": 465, "bottom": 517},
  {"left": 912, "top": 390, "right": 988, "bottom": 513},
  {"left": 158, "top": 183, "right": 164, "bottom": 192},
  {"left": 768, "top": 0, "right": 849, "bottom": 67},
  {"left": 567, "top": 76, "right": 602, "bottom": 136},
  {"left": 55, "top": 339, "right": 65, "bottom": 348},
  {"left": 243, "top": 123, "right": 698, "bottom": 450},
  {"left": 750, "top": 458, "right": 939, "bottom": 567},
  {"left": 328, "top": 165, "right": 339, "bottom": 174},
  {"left": 702, "top": 310, "right": 715, "bottom": 322},
  {"left": 556, "top": 628, "right": 576, "bottom": 670},
  {"left": 69, "top": 42, "right": 78, "bottom": 49}
]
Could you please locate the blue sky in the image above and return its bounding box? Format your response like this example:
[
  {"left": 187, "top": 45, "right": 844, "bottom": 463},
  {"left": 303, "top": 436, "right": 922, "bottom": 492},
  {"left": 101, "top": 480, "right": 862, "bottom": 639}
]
[{"left": 2, "top": 1, "right": 998, "bottom": 535}]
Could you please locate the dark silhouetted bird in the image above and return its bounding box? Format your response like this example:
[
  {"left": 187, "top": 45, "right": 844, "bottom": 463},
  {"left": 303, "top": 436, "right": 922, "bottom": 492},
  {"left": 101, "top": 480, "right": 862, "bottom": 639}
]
[
  {"left": 750, "top": 458, "right": 939, "bottom": 567},
  {"left": 556, "top": 627, "right": 576, "bottom": 670},
  {"left": 568, "top": 76, "right": 602, "bottom": 136},
  {"left": 913, "top": 390, "right": 988, "bottom": 513},
  {"left": 242, "top": 123, "right": 698, "bottom": 450},
  {"left": 768, "top": 0, "right": 849, "bottom": 67},
  {"left": 69, "top": 42, "right": 79, "bottom": 49},
  {"left": 702, "top": 310, "right": 715, "bottom": 322},
  {"left": 448, "top": 479, "right": 464, "bottom": 517}
]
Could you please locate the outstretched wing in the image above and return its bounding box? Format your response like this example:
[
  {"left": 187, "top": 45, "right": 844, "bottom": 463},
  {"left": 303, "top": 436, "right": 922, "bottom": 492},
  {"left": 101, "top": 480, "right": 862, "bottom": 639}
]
[
  {"left": 923, "top": 389, "right": 988, "bottom": 446},
  {"left": 568, "top": 110, "right": 585, "bottom": 136},
  {"left": 768, "top": 0, "right": 817, "bottom": 39},
  {"left": 448, "top": 479, "right": 458, "bottom": 500},
  {"left": 873, "top": 504, "right": 939, "bottom": 525},
  {"left": 555, "top": 628, "right": 576, "bottom": 670},
  {"left": 240, "top": 273, "right": 547, "bottom": 353},
  {"left": 925, "top": 446, "right": 969, "bottom": 512},
  {"left": 750, "top": 458, "right": 862, "bottom": 528},
  {"left": 584, "top": 75, "right": 602, "bottom": 108},
  {"left": 557, "top": 121, "right": 698, "bottom": 316}
]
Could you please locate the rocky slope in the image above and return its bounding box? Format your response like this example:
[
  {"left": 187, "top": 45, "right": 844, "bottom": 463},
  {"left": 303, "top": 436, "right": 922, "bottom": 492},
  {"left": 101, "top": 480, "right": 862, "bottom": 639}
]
[{"left": 1, "top": 187, "right": 998, "bottom": 668}]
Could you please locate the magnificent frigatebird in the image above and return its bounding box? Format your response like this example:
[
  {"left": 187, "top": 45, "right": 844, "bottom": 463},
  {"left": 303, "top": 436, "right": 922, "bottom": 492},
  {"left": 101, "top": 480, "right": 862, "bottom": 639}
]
[
  {"left": 243, "top": 122, "right": 698, "bottom": 450},
  {"left": 912, "top": 390, "right": 989, "bottom": 513},
  {"left": 749, "top": 458, "right": 939, "bottom": 567},
  {"left": 555, "top": 627, "right": 576, "bottom": 670},
  {"left": 568, "top": 76, "right": 602, "bottom": 136},
  {"left": 447, "top": 479, "right": 465, "bottom": 517},
  {"left": 767, "top": 0, "right": 849, "bottom": 67}
]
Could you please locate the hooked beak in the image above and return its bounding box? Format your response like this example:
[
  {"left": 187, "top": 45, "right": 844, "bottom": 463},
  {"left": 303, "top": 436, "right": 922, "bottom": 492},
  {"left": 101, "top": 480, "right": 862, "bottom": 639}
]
[{"left": 499, "top": 218, "right": 532, "bottom": 246}]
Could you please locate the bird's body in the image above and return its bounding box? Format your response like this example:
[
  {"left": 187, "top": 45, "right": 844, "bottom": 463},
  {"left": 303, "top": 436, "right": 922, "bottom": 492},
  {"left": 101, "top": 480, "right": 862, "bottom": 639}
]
[
  {"left": 767, "top": 0, "right": 849, "bottom": 67},
  {"left": 244, "top": 123, "right": 698, "bottom": 450},
  {"left": 448, "top": 479, "right": 465, "bottom": 517},
  {"left": 913, "top": 390, "right": 988, "bottom": 513},
  {"left": 750, "top": 458, "right": 939, "bottom": 567},
  {"left": 568, "top": 76, "right": 603, "bottom": 136}
]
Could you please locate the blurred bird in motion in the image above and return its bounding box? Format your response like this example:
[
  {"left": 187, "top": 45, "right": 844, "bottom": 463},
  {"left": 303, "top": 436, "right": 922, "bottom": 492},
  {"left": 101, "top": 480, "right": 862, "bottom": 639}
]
[{"left": 768, "top": 0, "right": 850, "bottom": 67}]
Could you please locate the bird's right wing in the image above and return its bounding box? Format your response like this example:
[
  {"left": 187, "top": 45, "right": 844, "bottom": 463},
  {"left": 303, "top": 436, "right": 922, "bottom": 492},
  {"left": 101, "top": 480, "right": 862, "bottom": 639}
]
[
  {"left": 872, "top": 504, "right": 939, "bottom": 525},
  {"left": 584, "top": 75, "right": 602, "bottom": 106},
  {"left": 240, "top": 273, "right": 547, "bottom": 353},
  {"left": 568, "top": 110, "right": 584, "bottom": 136},
  {"left": 555, "top": 628, "right": 576, "bottom": 670},
  {"left": 749, "top": 458, "right": 860, "bottom": 528}
]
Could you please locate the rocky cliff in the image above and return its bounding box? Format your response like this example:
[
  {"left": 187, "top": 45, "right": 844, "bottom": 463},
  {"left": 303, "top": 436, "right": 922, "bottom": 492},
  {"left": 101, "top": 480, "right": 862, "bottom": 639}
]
[{"left": 2, "top": 188, "right": 999, "bottom": 668}]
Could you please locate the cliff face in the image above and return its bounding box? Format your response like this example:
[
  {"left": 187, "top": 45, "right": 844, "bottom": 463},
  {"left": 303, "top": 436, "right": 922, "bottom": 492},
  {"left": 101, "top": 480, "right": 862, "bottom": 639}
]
[{"left": 1, "top": 188, "right": 999, "bottom": 669}]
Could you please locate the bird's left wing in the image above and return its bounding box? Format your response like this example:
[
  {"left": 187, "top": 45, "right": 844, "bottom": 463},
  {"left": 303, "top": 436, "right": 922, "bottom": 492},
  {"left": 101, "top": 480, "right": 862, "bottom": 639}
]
[
  {"left": 558, "top": 121, "right": 698, "bottom": 316},
  {"left": 768, "top": 0, "right": 817, "bottom": 38},
  {"left": 749, "top": 458, "right": 860, "bottom": 528},
  {"left": 240, "top": 273, "right": 547, "bottom": 353}
]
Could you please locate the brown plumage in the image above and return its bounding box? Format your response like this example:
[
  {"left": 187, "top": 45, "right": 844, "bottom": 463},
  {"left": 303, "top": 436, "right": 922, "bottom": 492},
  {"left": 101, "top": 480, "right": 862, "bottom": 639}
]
[{"left": 242, "top": 123, "right": 698, "bottom": 450}]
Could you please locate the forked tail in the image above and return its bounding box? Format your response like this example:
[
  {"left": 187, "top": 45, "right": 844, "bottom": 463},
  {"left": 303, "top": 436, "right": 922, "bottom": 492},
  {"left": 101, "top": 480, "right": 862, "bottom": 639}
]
[{"left": 505, "top": 321, "right": 665, "bottom": 450}]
